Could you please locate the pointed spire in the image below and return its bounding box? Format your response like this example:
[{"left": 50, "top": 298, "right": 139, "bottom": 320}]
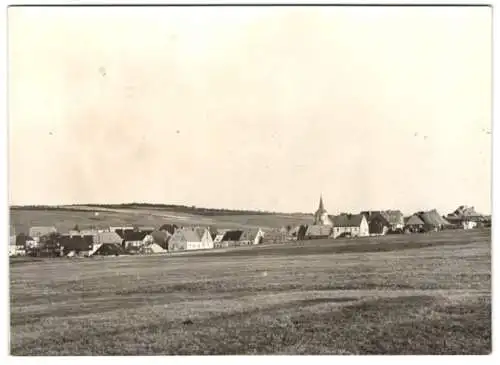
[{"left": 318, "top": 194, "right": 325, "bottom": 212}]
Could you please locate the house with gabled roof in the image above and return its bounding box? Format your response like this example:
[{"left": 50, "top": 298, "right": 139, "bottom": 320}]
[
  {"left": 212, "top": 228, "right": 264, "bottom": 247},
  {"left": 330, "top": 214, "right": 369, "bottom": 239},
  {"left": 193, "top": 227, "right": 214, "bottom": 249},
  {"left": 148, "top": 230, "right": 170, "bottom": 250},
  {"left": 213, "top": 229, "right": 229, "bottom": 246},
  {"left": 89, "top": 231, "right": 124, "bottom": 256},
  {"left": 218, "top": 230, "right": 245, "bottom": 247},
  {"left": 417, "top": 210, "right": 449, "bottom": 232},
  {"left": 240, "top": 228, "right": 265, "bottom": 245},
  {"left": 446, "top": 205, "right": 484, "bottom": 229},
  {"left": 94, "top": 231, "right": 123, "bottom": 245},
  {"left": 169, "top": 227, "right": 213, "bottom": 251},
  {"left": 404, "top": 215, "right": 425, "bottom": 233},
  {"left": 59, "top": 234, "right": 95, "bottom": 256},
  {"left": 362, "top": 210, "right": 405, "bottom": 235},
  {"left": 123, "top": 231, "right": 150, "bottom": 252}
]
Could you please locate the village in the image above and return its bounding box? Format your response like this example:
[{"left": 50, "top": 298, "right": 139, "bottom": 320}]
[{"left": 8, "top": 197, "right": 491, "bottom": 258}]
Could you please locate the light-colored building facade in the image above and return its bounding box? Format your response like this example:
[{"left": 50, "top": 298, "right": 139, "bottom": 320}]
[
  {"left": 169, "top": 227, "right": 214, "bottom": 251},
  {"left": 331, "top": 214, "right": 369, "bottom": 239}
]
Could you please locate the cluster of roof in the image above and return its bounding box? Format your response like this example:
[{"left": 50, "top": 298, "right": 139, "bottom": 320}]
[
  {"left": 10, "top": 222, "right": 275, "bottom": 257},
  {"left": 331, "top": 214, "right": 366, "bottom": 227},
  {"left": 312, "top": 196, "right": 490, "bottom": 234},
  {"left": 445, "top": 205, "right": 487, "bottom": 223}
]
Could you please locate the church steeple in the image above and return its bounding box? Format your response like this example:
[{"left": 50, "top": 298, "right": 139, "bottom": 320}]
[
  {"left": 313, "top": 194, "right": 333, "bottom": 226},
  {"left": 318, "top": 194, "right": 325, "bottom": 213}
]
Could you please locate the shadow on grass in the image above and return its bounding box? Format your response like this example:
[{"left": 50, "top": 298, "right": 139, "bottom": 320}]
[{"left": 15, "top": 294, "right": 490, "bottom": 355}]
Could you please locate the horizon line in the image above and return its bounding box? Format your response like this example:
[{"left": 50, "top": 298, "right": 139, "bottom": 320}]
[{"left": 8, "top": 202, "right": 485, "bottom": 217}]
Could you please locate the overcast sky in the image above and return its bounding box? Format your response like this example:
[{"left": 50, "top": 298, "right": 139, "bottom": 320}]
[{"left": 8, "top": 6, "right": 492, "bottom": 215}]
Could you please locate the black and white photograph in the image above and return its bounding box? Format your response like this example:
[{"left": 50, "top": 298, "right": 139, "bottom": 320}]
[{"left": 4, "top": 2, "right": 494, "bottom": 356}]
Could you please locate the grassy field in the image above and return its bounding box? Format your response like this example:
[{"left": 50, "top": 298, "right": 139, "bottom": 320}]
[
  {"left": 10, "top": 229, "right": 491, "bottom": 355},
  {"left": 10, "top": 207, "right": 311, "bottom": 234}
]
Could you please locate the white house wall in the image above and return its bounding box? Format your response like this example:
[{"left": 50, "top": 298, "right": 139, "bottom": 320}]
[
  {"left": 359, "top": 217, "right": 370, "bottom": 237},
  {"left": 201, "top": 230, "right": 214, "bottom": 249}
]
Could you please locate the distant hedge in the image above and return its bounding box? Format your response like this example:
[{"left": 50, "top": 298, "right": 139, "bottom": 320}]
[{"left": 10, "top": 203, "right": 309, "bottom": 217}]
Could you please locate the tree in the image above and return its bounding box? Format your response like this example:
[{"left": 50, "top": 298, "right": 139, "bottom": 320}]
[{"left": 73, "top": 224, "right": 80, "bottom": 232}]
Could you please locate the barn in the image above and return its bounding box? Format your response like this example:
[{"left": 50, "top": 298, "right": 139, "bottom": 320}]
[{"left": 122, "top": 231, "right": 150, "bottom": 252}]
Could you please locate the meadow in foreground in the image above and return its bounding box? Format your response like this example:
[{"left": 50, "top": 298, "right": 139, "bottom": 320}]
[{"left": 10, "top": 229, "right": 491, "bottom": 355}]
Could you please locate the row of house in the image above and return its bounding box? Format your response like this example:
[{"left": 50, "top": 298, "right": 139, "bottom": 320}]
[
  {"left": 9, "top": 224, "right": 270, "bottom": 258},
  {"left": 301, "top": 196, "right": 490, "bottom": 240},
  {"left": 9, "top": 199, "right": 490, "bottom": 257}
]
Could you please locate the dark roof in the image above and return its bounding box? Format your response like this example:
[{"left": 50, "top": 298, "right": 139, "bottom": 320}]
[
  {"left": 447, "top": 205, "right": 484, "bottom": 221},
  {"left": 361, "top": 211, "right": 381, "bottom": 220},
  {"left": 417, "top": 210, "right": 449, "bottom": 226},
  {"left": 221, "top": 230, "right": 244, "bottom": 241},
  {"left": 150, "top": 230, "right": 168, "bottom": 244},
  {"left": 114, "top": 229, "right": 148, "bottom": 241},
  {"left": 331, "top": 214, "right": 365, "bottom": 227},
  {"left": 159, "top": 224, "right": 178, "bottom": 235},
  {"left": 362, "top": 210, "right": 403, "bottom": 226},
  {"left": 59, "top": 235, "right": 94, "bottom": 251},
  {"left": 92, "top": 243, "right": 124, "bottom": 256},
  {"left": 114, "top": 229, "right": 131, "bottom": 239},
  {"left": 15, "top": 233, "right": 34, "bottom": 246},
  {"left": 123, "top": 231, "right": 149, "bottom": 242}
]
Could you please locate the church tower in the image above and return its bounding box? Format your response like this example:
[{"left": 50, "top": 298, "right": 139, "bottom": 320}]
[{"left": 313, "top": 195, "right": 333, "bottom": 226}]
